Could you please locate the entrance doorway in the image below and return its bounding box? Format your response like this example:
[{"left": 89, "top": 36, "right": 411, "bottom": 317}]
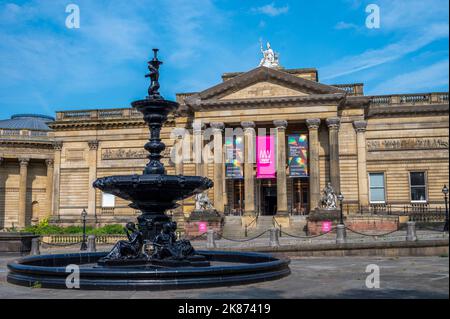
[
  {"left": 292, "top": 178, "right": 309, "bottom": 215},
  {"left": 260, "top": 179, "right": 277, "bottom": 216}
]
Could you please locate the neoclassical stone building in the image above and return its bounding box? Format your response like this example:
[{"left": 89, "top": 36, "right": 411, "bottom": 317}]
[{"left": 0, "top": 65, "right": 449, "bottom": 230}]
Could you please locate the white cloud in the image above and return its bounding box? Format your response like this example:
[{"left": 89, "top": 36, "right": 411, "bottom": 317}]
[
  {"left": 251, "top": 3, "right": 289, "bottom": 17},
  {"left": 370, "top": 59, "right": 449, "bottom": 94},
  {"left": 322, "top": 23, "right": 448, "bottom": 80},
  {"left": 323, "top": 0, "right": 449, "bottom": 81}
]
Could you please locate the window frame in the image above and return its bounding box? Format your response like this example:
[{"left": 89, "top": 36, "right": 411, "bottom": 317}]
[
  {"left": 368, "top": 172, "right": 386, "bottom": 204},
  {"left": 101, "top": 192, "right": 116, "bottom": 208},
  {"left": 409, "top": 171, "right": 428, "bottom": 203}
]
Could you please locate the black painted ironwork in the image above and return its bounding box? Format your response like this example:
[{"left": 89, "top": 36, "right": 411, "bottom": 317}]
[{"left": 94, "top": 50, "right": 213, "bottom": 262}]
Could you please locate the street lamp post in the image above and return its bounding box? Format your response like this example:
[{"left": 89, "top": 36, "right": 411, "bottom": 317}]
[
  {"left": 443, "top": 185, "right": 449, "bottom": 232},
  {"left": 80, "top": 209, "right": 88, "bottom": 251},
  {"left": 337, "top": 192, "right": 344, "bottom": 225}
]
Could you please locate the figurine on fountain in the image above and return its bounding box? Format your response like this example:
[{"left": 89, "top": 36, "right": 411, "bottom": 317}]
[
  {"left": 152, "top": 222, "right": 195, "bottom": 261},
  {"left": 100, "top": 222, "right": 144, "bottom": 261}
]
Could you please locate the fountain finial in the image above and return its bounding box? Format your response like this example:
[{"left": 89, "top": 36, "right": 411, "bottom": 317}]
[{"left": 146, "top": 48, "right": 163, "bottom": 99}]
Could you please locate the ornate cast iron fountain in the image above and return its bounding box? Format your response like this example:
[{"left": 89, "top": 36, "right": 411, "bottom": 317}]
[{"left": 93, "top": 49, "right": 213, "bottom": 264}]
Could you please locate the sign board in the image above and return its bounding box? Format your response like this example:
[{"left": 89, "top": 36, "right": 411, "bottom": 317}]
[{"left": 256, "top": 135, "right": 276, "bottom": 179}]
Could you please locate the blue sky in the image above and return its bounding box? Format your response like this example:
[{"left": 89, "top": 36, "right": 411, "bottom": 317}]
[{"left": 0, "top": 0, "right": 448, "bottom": 119}]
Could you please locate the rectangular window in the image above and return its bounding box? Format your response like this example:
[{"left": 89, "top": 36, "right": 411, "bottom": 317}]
[
  {"left": 102, "top": 193, "right": 115, "bottom": 208},
  {"left": 369, "top": 173, "right": 385, "bottom": 203},
  {"left": 410, "top": 172, "right": 427, "bottom": 202}
]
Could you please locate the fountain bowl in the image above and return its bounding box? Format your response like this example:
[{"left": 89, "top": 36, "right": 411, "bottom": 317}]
[
  {"left": 7, "top": 251, "right": 291, "bottom": 290},
  {"left": 93, "top": 174, "right": 213, "bottom": 213}
]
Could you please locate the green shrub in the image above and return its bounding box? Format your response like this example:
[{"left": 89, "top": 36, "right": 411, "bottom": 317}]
[{"left": 21, "top": 220, "right": 125, "bottom": 235}]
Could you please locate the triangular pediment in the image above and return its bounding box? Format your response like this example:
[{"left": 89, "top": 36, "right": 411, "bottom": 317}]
[
  {"left": 220, "top": 81, "right": 308, "bottom": 100},
  {"left": 197, "top": 66, "right": 344, "bottom": 101}
]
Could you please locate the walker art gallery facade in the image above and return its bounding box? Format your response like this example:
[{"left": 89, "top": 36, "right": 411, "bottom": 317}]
[{"left": 0, "top": 54, "right": 449, "bottom": 231}]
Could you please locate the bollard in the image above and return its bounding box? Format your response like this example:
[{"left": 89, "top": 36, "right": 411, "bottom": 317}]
[
  {"left": 206, "top": 229, "right": 216, "bottom": 249},
  {"left": 269, "top": 228, "right": 280, "bottom": 247},
  {"left": 87, "top": 235, "right": 97, "bottom": 252},
  {"left": 406, "top": 221, "right": 417, "bottom": 241},
  {"left": 30, "top": 237, "right": 40, "bottom": 256},
  {"left": 336, "top": 224, "right": 346, "bottom": 244}
]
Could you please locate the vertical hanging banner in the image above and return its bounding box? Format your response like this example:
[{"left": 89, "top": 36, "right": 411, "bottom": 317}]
[
  {"left": 288, "top": 134, "right": 309, "bottom": 177},
  {"left": 225, "top": 135, "right": 244, "bottom": 179},
  {"left": 256, "top": 135, "right": 276, "bottom": 179}
]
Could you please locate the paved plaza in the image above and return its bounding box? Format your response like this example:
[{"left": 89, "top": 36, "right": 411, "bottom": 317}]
[{"left": 0, "top": 252, "right": 447, "bottom": 299}]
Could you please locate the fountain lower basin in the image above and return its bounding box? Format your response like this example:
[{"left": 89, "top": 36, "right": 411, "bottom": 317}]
[{"left": 7, "top": 251, "right": 291, "bottom": 290}]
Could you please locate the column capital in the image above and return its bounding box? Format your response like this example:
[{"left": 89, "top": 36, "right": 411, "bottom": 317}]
[
  {"left": 306, "top": 118, "right": 321, "bottom": 130},
  {"left": 53, "top": 141, "right": 63, "bottom": 151},
  {"left": 326, "top": 117, "right": 341, "bottom": 130},
  {"left": 88, "top": 140, "right": 99, "bottom": 150},
  {"left": 210, "top": 122, "right": 225, "bottom": 132},
  {"left": 273, "top": 120, "right": 288, "bottom": 129},
  {"left": 19, "top": 158, "right": 30, "bottom": 166},
  {"left": 192, "top": 121, "right": 205, "bottom": 134},
  {"left": 241, "top": 121, "right": 256, "bottom": 130},
  {"left": 353, "top": 120, "right": 368, "bottom": 133},
  {"left": 45, "top": 159, "right": 54, "bottom": 167}
]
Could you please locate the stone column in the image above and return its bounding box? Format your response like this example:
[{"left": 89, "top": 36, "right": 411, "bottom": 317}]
[
  {"left": 306, "top": 119, "right": 321, "bottom": 211},
  {"left": 211, "top": 122, "right": 224, "bottom": 213},
  {"left": 242, "top": 121, "right": 256, "bottom": 216},
  {"left": 354, "top": 120, "right": 369, "bottom": 207},
  {"left": 173, "top": 128, "right": 186, "bottom": 218},
  {"left": 274, "top": 120, "right": 288, "bottom": 215},
  {"left": 18, "top": 158, "right": 30, "bottom": 228},
  {"left": 45, "top": 159, "right": 54, "bottom": 219},
  {"left": 193, "top": 121, "right": 205, "bottom": 177},
  {"left": 326, "top": 117, "right": 341, "bottom": 193},
  {"left": 87, "top": 140, "right": 99, "bottom": 219},
  {"left": 52, "top": 142, "right": 63, "bottom": 218}
]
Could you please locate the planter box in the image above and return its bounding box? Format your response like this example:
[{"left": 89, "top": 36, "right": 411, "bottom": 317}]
[{"left": 0, "top": 233, "right": 39, "bottom": 253}]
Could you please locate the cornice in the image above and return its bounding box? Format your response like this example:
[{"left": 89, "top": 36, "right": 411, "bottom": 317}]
[
  {"left": 0, "top": 139, "right": 54, "bottom": 149},
  {"left": 368, "top": 103, "right": 449, "bottom": 117},
  {"left": 48, "top": 118, "right": 177, "bottom": 131},
  {"left": 187, "top": 93, "right": 346, "bottom": 111}
]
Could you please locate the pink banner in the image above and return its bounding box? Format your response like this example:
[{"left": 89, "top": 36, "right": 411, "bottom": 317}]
[{"left": 256, "top": 136, "right": 276, "bottom": 179}]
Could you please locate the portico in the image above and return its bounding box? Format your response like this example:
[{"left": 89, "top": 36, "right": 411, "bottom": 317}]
[{"left": 182, "top": 66, "right": 369, "bottom": 221}]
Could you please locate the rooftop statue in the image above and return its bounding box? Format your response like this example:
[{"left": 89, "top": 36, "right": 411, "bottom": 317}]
[{"left": 259, "top": 41, "right": 281, "bottom": 68}]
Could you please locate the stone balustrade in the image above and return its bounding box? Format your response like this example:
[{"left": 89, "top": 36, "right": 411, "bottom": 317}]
[
  {"left": 55, "top": 108, "right": 144, "bottom": 121},
  {"left": 0, "top": 128, "right": 50, "bottom": 138},
  {"left": 369, "top": 92, "right": 449, "bottom": 106},
  {"left": 331, "top": 83, "right": 364, "bottom": 96}
]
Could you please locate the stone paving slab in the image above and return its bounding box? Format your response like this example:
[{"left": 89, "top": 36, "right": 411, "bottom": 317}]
[{"left": 0, "top": 254, "right": 448, "bottom": 299}]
